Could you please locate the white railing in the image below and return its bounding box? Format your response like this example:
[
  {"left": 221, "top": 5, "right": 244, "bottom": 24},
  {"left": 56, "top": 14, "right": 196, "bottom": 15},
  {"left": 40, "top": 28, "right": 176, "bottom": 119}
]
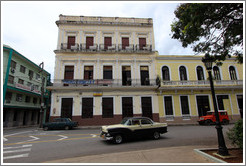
[
  {"left": 161, "top": 80, "right": 243, "bottom": 86},
  {"left": 52, "top": 79, "right": 158, "bottom": 87}
]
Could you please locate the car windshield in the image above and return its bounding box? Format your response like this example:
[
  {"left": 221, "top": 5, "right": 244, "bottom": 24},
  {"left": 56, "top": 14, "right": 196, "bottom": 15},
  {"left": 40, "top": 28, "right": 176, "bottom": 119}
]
[
  {"left": 207, "top": 112, "right": 214, "bottom": 115},
  {"left": 120, "top": 118, "right": 131, "bottom": 125}
]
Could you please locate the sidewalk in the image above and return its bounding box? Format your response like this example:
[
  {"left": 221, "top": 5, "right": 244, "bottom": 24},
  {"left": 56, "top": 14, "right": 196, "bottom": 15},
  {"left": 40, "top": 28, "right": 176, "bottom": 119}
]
[{"left": 44, "top": 145, "right": 215, "bottom": 163}]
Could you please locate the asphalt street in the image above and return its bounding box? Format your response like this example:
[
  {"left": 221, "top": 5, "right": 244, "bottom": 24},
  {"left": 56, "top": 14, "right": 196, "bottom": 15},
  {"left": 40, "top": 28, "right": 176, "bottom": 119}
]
[{"left": 3, "top": 124, "right": 234, "bottom": 163}]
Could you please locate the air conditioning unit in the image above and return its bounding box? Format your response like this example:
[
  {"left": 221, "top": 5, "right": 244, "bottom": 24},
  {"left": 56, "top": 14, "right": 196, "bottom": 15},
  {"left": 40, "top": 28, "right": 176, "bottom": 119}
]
[
  {"left": 31, "top": 85, "right": 34, "bottom": 91},
  {"left": 17, "top": 97, "right": 22, "bottom": 102},
  {"left": 11, "top": 68, "right": 15, "bottom": 73}
]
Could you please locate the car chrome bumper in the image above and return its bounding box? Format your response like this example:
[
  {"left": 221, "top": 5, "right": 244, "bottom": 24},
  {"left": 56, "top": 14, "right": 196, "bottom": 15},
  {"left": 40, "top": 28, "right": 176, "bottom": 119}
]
[{"left": 100, "top": 133, "right": 113, "bottom": 140}]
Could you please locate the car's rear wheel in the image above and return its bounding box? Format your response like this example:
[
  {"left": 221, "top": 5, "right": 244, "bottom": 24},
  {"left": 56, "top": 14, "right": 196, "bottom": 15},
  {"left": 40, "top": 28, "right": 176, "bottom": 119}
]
[
  {"left": 204, "top": 120, "right": 212, "bottom": 125},
  {"left": 43, "top": 126, "right": 49, "bottom": 131},
  {"left": 114, "top": 134, "right": 123, "bottom": 144},
  {"left": 65, "top": 126, "right": 70, "bottom": 130},
  {"left": 222, "top": 119, "right": 229, "bottom": 125},
  {"left": 153, "top": 131, "right": 160, "bottom": 140}
]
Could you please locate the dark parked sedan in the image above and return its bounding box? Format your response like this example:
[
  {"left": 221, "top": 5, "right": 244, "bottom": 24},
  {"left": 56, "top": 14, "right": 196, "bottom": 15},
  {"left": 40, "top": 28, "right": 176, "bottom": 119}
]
[{"left": 43, "top": 118, "right": 78, "bottom": 130}]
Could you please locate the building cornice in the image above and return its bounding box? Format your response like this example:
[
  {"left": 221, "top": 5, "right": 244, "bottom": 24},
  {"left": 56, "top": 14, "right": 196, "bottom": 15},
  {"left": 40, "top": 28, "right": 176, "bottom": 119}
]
[
  {"left": 56, "top": 15, "right": 153, "bottom": 27},
  {"left": 156, "top": 55, "right": 238, "bottom": 61}
]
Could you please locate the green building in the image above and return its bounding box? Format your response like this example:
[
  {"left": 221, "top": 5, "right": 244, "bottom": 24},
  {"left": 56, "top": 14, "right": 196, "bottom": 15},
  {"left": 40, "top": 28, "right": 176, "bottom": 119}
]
[{"left": 3, "top": 44, "right": 51, "bottom": 127}]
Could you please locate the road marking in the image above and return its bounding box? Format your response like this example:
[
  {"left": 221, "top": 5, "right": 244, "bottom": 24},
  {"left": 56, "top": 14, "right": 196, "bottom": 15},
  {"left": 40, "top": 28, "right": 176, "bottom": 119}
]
[
  {"left": 3, "top": 144, "right": 32, "bottom": 150},
  {"left": 90, "top": 134, "right": 97, "bottom": 137},
  {"left": 58, "top": 135, "right": 68, "bottom": 141},
  {"left": 6, "top": 133, "right": 99, "bottom": 137},
  {"left": 4, "top": 136, "right": 98, "bottom": 146},
  {"left": 16, "top": 136, "right": 39, "bottom": 144},
  {"left": 3, "top": 137, "right": 8, "bottom": 142},
  {"left": 3, "top": 148, "right": 31, "bottom": 154},
  {"left": 4, "top": 131, "right": 33, "bottom": 137},
  {"left": 3, "top": 153, "right": 29, "bottom": 160}
]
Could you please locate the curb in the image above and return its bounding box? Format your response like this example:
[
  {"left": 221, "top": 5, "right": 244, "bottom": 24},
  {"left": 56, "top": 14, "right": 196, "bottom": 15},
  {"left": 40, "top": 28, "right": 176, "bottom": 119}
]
[
  {"left": 194, "top": 148, "right": 226, "bottom": 163},
  {"left": 3, "top": 123, "right": 234, "bottom": 130}
]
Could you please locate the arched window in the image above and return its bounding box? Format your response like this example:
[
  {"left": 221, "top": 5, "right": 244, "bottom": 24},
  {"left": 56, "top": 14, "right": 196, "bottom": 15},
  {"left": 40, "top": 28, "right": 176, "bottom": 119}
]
[
  {"left": 196, "top": 66, "right": 204, "bottom": 80},
  {"left": 179, "top": 66, "right": 187, "bottom": 81},
  {"left": 213, "top": 66, "right": 221, "bottom": 80},
  {"left": 229, "top": 66, "right": 237, "bottom": 80},
  {"left": 162, "top": 66, "right": 170, "bottom": 81}
]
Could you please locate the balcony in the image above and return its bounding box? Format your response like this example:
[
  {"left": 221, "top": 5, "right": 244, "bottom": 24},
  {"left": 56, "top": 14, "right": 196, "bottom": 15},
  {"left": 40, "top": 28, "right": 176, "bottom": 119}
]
[
  {"left": 47, "top": 79, "right": 158, "bottom": 91},
  {"left": 160, "top": 80, "right": 243, "bottom": 91},
  {"left": 61, "top": 43, "right": 79, "bottom": 51},
  {"left": 135, "top": 44, "right": 152, "bottom": 52},
  {"left": 118, "top": 44, "right": 135, "bottom": 52},
  {"left": 99, "top": 44, "right": 116, "bottom": 52},
  {"left": 57, "top": 43, "right": 153, "bottom": 53}
]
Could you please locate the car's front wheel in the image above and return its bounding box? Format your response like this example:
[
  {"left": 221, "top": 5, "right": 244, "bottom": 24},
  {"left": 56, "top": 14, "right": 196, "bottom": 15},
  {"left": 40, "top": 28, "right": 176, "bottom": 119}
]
[
  {"left": 114, "top": 134, "right": 123, "bottom": 144},
  {"left": 153, "top": 131, "right": 160, "bottom": 140}
]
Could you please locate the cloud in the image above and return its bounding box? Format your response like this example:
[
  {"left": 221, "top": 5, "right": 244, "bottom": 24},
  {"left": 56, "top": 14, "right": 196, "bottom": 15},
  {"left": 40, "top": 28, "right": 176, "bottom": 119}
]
[{"left": 2, "top": 1, "right": 195, "bottom": 80}]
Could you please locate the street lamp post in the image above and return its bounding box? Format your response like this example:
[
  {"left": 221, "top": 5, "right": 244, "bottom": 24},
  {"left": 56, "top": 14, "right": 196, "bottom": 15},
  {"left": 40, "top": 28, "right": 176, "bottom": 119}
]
[
  {"left": 202, "top": 54, "right": 229, "bottom": 156},
  {"left": 39, "top": 62, "right": 44, "bottom": 128}
]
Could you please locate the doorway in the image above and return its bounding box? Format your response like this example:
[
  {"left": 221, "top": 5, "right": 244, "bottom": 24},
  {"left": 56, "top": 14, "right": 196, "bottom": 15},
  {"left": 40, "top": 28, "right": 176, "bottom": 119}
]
[
  {"left": 237, "top": 95, "right": 243, "bottom": 118},
  {"left": 196, "top": 95, "right": 210, "bottom": 116},
  {"left": 122, "top": 97, "right": 133, "bottom": 118},
  {"left": 216, "top": 95, "right": 229, "bottom": 110},
  {"left": 61, "top": 98, "right": 73, "bottom": 119},
  {"left": 141, "top": 97, "right": 153, "bottom": 119},
  {"left": 23, "top": 111, "right": 27, "bottom": 125}
]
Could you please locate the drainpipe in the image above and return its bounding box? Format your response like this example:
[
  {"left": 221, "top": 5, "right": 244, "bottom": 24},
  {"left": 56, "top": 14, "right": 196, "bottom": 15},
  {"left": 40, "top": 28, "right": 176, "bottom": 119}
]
[{"left": 3, "top": 49, "right": 13, "bottom": 102}]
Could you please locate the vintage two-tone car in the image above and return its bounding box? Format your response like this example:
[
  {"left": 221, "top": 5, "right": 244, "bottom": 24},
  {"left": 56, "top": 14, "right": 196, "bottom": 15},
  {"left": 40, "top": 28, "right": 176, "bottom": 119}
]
[{"left": 100, "top": 117, "right": 168, "bottom": 144}]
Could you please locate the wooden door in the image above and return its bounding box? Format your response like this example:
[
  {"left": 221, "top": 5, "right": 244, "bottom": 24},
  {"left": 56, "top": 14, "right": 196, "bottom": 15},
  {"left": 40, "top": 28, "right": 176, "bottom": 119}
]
[
  {"left": 140, "top": 66, "right": 149, "bottom": 85},
  {"left": 122, "top": 37, "right": 129, "bottom": 49},
  {"left": 196, "top": 96, "right": 210, "bottom": 117},
  {"left": 86, "top": 37, "right": 94, "bottom": 49},
  {"left": 82, "top": 98, "right": 93, "bottom": 118},
  {"left": 61, "top": 98, "right": 73, "bottom": 119},
  {"left": 141, "top": 97, "right": 153, "bottom": 119},
  {"left": 104, "top": 37, "right": 112, "bottom": 50},
  {"left": 67, "top": 36, "right": 75, "bottom": 49},
  {"left": 139, "top": 38, "right": 146, "bottom": 50},
  {"left": 122, "top": 97, "right": 133, "bottom": 118},
  {"left": 64, "top": 66, "right": 74, "bottom": 80}
]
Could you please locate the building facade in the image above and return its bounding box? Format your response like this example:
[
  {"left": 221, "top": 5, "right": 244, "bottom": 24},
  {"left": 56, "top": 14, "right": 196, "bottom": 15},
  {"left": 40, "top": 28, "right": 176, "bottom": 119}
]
[
  {"left": 48, "top": 15, "right": 243, "bottom": 126},
  {"left": 48, "top": 15, "right": 159, "bottom": 126},
  {"left": 3, "top": 45, "right": 51, "bottom": 127},
  {"left": 156, "top": 55, "right": 243, "bottom": 124}
]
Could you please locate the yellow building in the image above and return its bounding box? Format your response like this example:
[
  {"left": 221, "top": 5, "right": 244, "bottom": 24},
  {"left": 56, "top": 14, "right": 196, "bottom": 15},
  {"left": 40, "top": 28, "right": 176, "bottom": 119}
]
[
  {"left": 48, "top": 15, "right": 243, "bottom": 126},
  {"left": 156, "top": 55, "right": 243, "bottom": 124}
]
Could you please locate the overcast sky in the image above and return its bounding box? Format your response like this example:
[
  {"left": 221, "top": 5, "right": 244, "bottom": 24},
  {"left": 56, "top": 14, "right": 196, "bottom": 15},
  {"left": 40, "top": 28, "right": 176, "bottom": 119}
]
[{"left": 2, "top": 1, "right": 195, "bottom": 79}]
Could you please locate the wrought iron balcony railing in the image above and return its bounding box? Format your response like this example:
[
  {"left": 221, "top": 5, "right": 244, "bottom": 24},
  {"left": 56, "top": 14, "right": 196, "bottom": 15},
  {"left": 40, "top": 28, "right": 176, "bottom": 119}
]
[
  {"left": 135, "top": 44, "right": 152, "bottom": 51},
  {"left": 51, "top": 79, "right": 157, "bottom": 87},
  {"left": 99, "top": 44, "right": 117, "bottom": 51},
  {"left": 161, "top": 80, "right": 243, "bottom": 87},
  {"left": 58, "top": 43, "right": 153, "bottom": 53},
  {"left": 80, "top": 43, "right": 98, "bottom": 51},
  {"left": 118, "top": 44, "right": 135, "bottom": 52},
  {"left": 61, "top": 43, "right": 80, "bottom": 50}
]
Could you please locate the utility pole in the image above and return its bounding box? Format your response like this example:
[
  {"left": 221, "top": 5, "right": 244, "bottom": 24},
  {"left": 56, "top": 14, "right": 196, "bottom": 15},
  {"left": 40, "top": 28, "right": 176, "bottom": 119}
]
[{"left": 39, "top": 62, "right": 44, "bottom": 128}]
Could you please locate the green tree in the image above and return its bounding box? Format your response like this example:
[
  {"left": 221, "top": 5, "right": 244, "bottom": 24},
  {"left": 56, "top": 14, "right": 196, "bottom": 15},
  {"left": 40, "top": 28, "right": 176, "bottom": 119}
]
[
  {"left": 171, "top": 3, "right": 243, "bottom": 64},
  {"left": 227, "top": 119, "right": 243, "bottom": 149}
]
